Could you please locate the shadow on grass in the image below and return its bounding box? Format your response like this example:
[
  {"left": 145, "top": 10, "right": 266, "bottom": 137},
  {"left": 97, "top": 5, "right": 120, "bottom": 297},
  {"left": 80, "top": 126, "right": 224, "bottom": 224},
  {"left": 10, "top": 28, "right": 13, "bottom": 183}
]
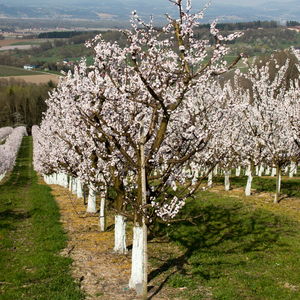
[
  {"left": 149, "top": 195, "right": 293, "bottom": 295},
  {"left": 0, "top": 209, "right": 31, "bottom": 229},
  {"left": 214, "top": 175, "right": 300, "bottom": 198}
]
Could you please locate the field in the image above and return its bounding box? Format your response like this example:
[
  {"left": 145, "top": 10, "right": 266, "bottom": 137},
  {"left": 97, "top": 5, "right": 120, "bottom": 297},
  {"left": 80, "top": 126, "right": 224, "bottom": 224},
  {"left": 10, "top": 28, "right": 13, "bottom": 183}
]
[
  {"left": 0, "top": 39, "right": 32, "bottom": 47},
  {"left": 0, "top": 66, "right": 59, "bottom": 84},
  {"left": 0, "top": 66, "right": 43, "bottom": 77},
  {"left": 0, "top": 74, "right": 59, "bottom": 84}
]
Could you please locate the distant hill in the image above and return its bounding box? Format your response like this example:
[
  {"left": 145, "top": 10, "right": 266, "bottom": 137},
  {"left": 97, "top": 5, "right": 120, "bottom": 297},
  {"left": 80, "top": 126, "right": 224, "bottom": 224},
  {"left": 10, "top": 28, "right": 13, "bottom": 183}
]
[{"left": 0, "top": 1, "right": 299, "bottom": 25}]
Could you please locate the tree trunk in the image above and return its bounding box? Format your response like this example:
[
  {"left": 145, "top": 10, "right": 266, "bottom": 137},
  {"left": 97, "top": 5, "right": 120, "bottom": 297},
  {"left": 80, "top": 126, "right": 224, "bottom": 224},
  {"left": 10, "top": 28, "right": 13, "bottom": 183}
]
[
  {"left": 86, "top": 183, "right": 97, "bottom": 213},
  {"left": 258, "top": 165, "right": 264, "bottom": 177},
  {"left": 284, "top": 166, "right": 288, "bottom": 174},
  {"left": 289, "top": 161, "right": 295, "bottom": 178},
  {"left": 99, "top": 197, "right": 107, "bottom": 231},
  {"left": 213, "top": 165, "right": 218, "bottom": 176},
  {"left": 113, "top": 214, "right": 127, "bottom": 253},
  {"left": 68, "top": 176, "right": 72, "bottom": 191},
  {"left": 224, "top": 169, "right": 230, "bottom": 191},
  {"left": 274, "top": 166, "right": 282, "bottom": 204},
  {"left": 208, "top": 171, "right": 212, "bottom": 188},
  {"left": 140, "top": 121, "right": 148, "bottom": 299},
  {"left": 236, "top": 166, "right": 241, "bottom": 176},
  {"left": 76, "top": 178, "right": 83, "bottom": 198},
  {"left": 271, "top": 166, "right": 276, "bottom": 177},
  {"left": 245, "top": 162, "right": 254, "bottom": 196},
  {"left": 0, "top": 171, "right": 7, "bottom": 182},
  {"left": 72, "top": 177, "right": 77, "bottom": 194},
  {"left": 57, "top": 173, "right": 68, "bottom": 188},
  {"left": 129, "top": 225, "right": 144, "bottom": 289}
]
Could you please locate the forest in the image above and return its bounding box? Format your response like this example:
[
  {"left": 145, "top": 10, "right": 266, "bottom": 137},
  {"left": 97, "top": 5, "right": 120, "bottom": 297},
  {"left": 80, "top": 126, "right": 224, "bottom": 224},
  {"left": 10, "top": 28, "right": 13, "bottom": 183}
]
[{"left": 0, "top": 78, "right": 55, "bottom": 133}]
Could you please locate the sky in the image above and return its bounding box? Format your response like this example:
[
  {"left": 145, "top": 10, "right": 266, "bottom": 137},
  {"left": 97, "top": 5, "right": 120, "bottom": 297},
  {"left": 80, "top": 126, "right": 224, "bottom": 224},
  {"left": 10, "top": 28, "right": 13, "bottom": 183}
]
[
  {"left": 0, "top": 0, "right": 296, "bottom": 5},
  {"left": 213, "top": 0, "right": 293, "bottom": 5}
]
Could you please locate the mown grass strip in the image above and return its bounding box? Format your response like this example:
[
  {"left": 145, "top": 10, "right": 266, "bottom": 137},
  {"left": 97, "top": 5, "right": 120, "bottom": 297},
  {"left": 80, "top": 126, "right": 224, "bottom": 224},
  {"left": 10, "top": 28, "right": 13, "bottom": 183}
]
[
  {"left": 0, "top": 136, "right": 85, "bottom": 299},
  {"left": 151, "top": 190, "right": 300, "bottom": 299}
]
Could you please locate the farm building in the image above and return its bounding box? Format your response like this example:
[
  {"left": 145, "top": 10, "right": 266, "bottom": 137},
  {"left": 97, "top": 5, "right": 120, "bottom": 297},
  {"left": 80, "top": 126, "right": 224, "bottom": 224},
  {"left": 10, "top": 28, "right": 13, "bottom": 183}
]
[{"left": 23, "top": 64, "right": 36, "bottom": 70}]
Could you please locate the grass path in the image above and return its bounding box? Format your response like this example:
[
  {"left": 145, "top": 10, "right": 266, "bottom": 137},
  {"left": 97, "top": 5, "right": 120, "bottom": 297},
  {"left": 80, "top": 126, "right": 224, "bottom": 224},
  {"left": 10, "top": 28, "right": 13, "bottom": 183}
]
[{"left": 0, "top": 136, "right": 85, "bottom": 299}]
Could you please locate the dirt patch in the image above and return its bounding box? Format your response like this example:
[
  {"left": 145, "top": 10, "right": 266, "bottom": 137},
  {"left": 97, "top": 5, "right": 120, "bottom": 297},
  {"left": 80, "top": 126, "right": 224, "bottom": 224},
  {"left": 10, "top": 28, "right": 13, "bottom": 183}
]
[
  {"left": 0, "top": 74, "right": 59, "bottom": 84},
  {"left": 0, "top": 39, "right": 32, "bottom": 47}
]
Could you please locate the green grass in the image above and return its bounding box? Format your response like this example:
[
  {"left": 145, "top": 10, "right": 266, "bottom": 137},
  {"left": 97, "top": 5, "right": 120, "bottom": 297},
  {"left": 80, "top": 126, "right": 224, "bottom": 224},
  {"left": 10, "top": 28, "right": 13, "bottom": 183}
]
[
  {"left": 151, "top": 188, "right": 300, "bottom": 299},
  {"left": 10, "top": 41, "right": 42, "bottom": 46},
  {"left": 213, "top": 173, "right": 300, "bottom": 199},
  {"left": 0, "top": 65, "right": 42, "bottom": 77},
  {"left": 0, "top": 137, "right": 85, "bottom": 299}
]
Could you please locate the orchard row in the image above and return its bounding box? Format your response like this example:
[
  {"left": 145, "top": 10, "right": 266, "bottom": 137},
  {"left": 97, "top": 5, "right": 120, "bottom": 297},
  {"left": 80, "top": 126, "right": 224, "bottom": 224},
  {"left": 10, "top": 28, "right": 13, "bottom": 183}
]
[
  {"left": 27, "top": 0, "right": 300, "bottom": 292},
  {"left": 0, "top": 126, "right": 28, "bottom": 180}
]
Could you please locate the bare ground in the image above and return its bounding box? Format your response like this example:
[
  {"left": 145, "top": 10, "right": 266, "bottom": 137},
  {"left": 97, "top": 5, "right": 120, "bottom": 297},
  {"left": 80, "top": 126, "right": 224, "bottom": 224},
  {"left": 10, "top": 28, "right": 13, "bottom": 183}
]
[
  {"left": 0, "top": 39, "right": 32, "bottom": 47},
  {"left": 0, "top": 74, "right": 59, "bottom": 84}
]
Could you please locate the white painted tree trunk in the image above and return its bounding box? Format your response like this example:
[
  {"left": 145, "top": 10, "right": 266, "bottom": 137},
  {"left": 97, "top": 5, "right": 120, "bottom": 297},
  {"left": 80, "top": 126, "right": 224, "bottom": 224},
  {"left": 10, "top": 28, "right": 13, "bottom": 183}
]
[
  {"left": 58, "top": 172, "right": 68, "bottom": 188},
  {"left": 71, "top": 177, "right": 77, "bottom": 194},
  {"left": 289, "top": 161, "right": 295, "bottom": 178},
  {"left": 284, "top": 166, "right": 289, "bottom": 174},
  {"left": 245, "top": 165, "right": 250, "bottom": 176},
  {"left": 245, "top": 172, "right": 253, "bottom": 196},
  {"left": 113, "top": 214, "right": 127, "bottom": 253},
  {"left": 57, "top": 172, "right": 62, "bottom": 186},
  {"left": 224, "top": 169, "right": 230, "bottom": 191},
  {"left": 258, "top": 165, "right": 264, "bottom": 177},
  {"left": 99, "top": 198, "right": 107, "bottom": 232},
  {"left": 129, "top": 225, "right": 144, "bottom": 289},
  {"left": 236, "top": 166, "right": 241, "bottom": 177},
  {"left": 213, "top": 165, "right": 218, "bottom": 176},
  {"left": 86, "top": 183, "right": 97, "bottom": 213},
  {"left": 245, "top": 163, "right": 254, "bottom": 196},
  {"left": 0, "top": 171, "right": 6, "bottom": 182},
  {"left": 265, "top": 166, "right": 270, "bottom": 175},
  {"left": 208, "top": 171, "right": 212, "bottom": 188},
  {"left": 274, "top": 166, "right": 282, "bottom": 204},
  {"left": 69, "top": 176, "right": 72, "bottom": 191},
  {"left": 271, "top": 166, "right": 276, "bottom": 177},
  {"left": 76, "top": 178, "right": 83, "bottom": 198},
  {"left": 50, "top": 173, "right": 55, "bottom": 184},
  {"left": 47, "top": 174, "right": 54, "bottom": 184},
  {"left": 63, "top": 174, "right": 69, "bottom": 188}
]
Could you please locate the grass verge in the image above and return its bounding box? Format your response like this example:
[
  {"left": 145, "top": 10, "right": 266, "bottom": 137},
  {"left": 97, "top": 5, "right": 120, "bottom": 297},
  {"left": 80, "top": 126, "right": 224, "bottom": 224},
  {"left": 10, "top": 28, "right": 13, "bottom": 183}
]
[{"left": 0, "top": 136, "right": 85, "bottom": 299}]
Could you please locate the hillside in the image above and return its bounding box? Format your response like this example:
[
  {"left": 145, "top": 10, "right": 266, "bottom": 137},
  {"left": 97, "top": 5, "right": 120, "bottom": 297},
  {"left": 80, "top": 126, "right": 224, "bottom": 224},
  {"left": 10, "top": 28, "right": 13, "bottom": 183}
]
[{"left": 0, "top": 0, "right": 299, "bottom": 25}]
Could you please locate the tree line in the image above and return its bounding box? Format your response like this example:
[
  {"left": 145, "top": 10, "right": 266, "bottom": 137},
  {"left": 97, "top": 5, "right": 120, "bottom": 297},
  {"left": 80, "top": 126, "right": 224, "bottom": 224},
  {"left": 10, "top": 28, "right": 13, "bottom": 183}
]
[
  {"left": 0, "top": 78, "right": 55, "bottom": 133},
  {"left": 37, "top": 30, "right": 102, "bottom": 39}
]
